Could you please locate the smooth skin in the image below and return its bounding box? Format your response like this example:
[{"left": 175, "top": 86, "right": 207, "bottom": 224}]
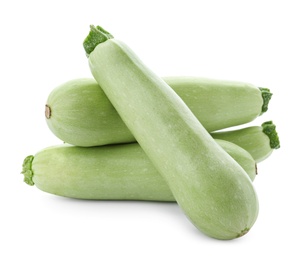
[
  {"left": 84, "top": 25, "right": 259, "bottom": 240},
  {"left": 45, "top": 77, "right": 271, "bottom": 147},
  {"left": 22, "top": 139, "right": 257, "bottom": 200},
  {"left": 212, "top": 121, "right": 280, "bottom": 163}
]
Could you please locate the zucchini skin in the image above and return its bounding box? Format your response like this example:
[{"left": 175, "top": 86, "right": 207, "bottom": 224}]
[
  {"left": 46, "top": 78, "right": 134, "bottom": 146},
  {"left": 211, "top": 121, "right": 280, "bottom": 163},
  {"left": 22, "top": 140, "right": 256, "bottom": 200},
  {"left": 46, "top": 77, "right": 265, "bottom": 147},
  {"left": 85, "top": 30, "right": 259, "bottom": 240},
  {"left": 45, "top": 78, "right": 278, "bottom": 163}
]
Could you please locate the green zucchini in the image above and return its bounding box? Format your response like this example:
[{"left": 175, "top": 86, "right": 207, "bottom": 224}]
[
  {"left": 211, "top": 121, "right": 280, "bottom": 163},
  {"left": 21, "top": 139, "right": 257, "bottom": 200},
  {"left": 44, "top": 77, "right": 278, "bottom": 162},
  {"left": 83, "top": 25, "right": 259, "bottom": 240},
  {"left": 45, "top": 77, "right": 271, "bottom": 147}
]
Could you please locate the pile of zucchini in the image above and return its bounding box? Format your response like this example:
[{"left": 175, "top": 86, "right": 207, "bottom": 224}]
[{"left": 22, "top": 25, "right": 280, "bottom": 240}]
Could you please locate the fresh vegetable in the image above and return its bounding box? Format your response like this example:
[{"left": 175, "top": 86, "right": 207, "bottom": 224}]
[
  {"left": 45, "top": 77, "right": 271, "bottom": 147},
  {"left": 211, "top": 121, "right": 280, "bottom": 162},
  {"left": 83, "top": 25, "right": 259, "bottom": 240},
  {"left": 44, "top": 77, "right": 277, "bottom": 162},
  {"left": 21, "top": 139, "right": 257, "bottom": 200}
]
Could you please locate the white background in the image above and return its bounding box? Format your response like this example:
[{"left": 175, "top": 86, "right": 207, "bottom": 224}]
[{"left": 1, "top": 0, "right": 306, "bottom": 259}]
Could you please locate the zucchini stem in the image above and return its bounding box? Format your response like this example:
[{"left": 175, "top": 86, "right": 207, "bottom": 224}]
[
  {"left": 21, "top": 155, "right": 35, "bottom": 186},
  {"left": 83, "top": 25, "right": 113, "bottom": 56},
  {"left": 262, "top": 121, "right": 280, "bottom": 149},
  {"left": 259, "top": 87, "right": 272, "bottom": 114},
  {"left": 45, "top": 104, "right": 51, "bottom": 119}
]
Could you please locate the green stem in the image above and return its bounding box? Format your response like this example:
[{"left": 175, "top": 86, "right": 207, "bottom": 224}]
[
  {"left": 262, "top": 121, "right": 280, "bottom": 149},
  {"left": 259, "top": 87, "right": 273, "bottom": 114},
  {"left": 21, "top": 155, "right": 35, "bottom": 186},
  {"left": 83, "top": 25, "right": 113, "bottom": 56}
]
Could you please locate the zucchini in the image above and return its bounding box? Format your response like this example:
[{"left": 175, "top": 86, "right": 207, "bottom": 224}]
[
  {"left": 83, "top": 25, "right": 259, "bottom": 239},
  {"left": 211, "top": 121, "right": 280, "bottom": 163},
  {"left": 21, "top": 139, "right": 257, "bottom": 200},
  {"left": 45, "top": 77, "right": 271, "bottom": 147},
  {"left": 45, "top": 77, "right": 278, "bottom": 163}
]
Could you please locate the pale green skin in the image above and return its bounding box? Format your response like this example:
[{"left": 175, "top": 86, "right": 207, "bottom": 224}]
[
  {"left": 46, "top": 77, "right": 263, "bottom": 147},
  {"left": 46, "top": 77, "right": 273, "bottom": 162},
  {"left": 87, "top": 37, "right": 259, "bottom": 240},
  {"left": 24, "top": 139, "right": 256, "bottom": 201},
  {"left": 212, "top": 126, "right": 272, "bottom": 163}
]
